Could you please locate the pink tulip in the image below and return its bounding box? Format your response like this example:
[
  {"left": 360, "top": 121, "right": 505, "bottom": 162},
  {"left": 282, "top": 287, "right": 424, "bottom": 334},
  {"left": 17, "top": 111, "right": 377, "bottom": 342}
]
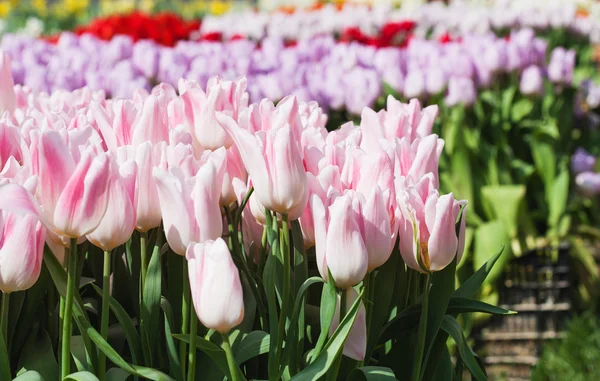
[
  {"left": 131, "top": 94, "right": 169, "bottom": 146},
  {"left": 0, "top": 52, "right": 16, "bottom": 115},
  {"left": 218, "top": 114, "right": 308, "bottom": 219},
  {"left": 398, "top": 183, "right": 467, "bottom": 272},
  {"left": 87, "top": 158, "right": 137, "bottom": 251},
  {"left": 0, "top": 210, "right": 45, "bottom": 293},
  {"left": 360, "top": 98, "right": 438, "bottom": 152},
  {"left": 32, "top": 130, "right": 111, "bottom": 238},
  {"left": 392, "top": 135, "right": 444, "bottom": 188},
  {"left": 312, "top": 192, "right": 368, "bottom": 289},
  {"left": 0, "top": 120, "right": 30, "bottom": 169},
  {"left": 220, "top": 145, "right": 248, "bottom": 207},
  {"left": 153, "top": 148, "right": 225, "bottom": 255},
  {"left": 329, "top": 288, "right": 366, "bottom": 361},
  {"left": 115, "top": 142, "right": 165, "bottom": 232},
  {"left": 186, "top": 238, "right": 244, "bottom": 333}
]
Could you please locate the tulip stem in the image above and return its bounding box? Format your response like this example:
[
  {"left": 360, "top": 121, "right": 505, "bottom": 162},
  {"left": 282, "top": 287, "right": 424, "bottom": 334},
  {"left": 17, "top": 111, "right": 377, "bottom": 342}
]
[
  {"left": 0, "top": 292, "right": 9, "bottom": 349},
  {"left": 412, "top": 273, "right": 431, "bottom": 381},
  {"left": 61, "top": 237, "right": 78, "bottom": 379},
  {"left": 140, "top": 231, "right": 148, "bottom": 296},
  {"left": 361, "top": 272, "right": 375, "bottom": 367},
  {"left": 275, "top": 214, "right": 291, "bottom": 374},
  {"left": 221, "top": 332, "right": 240, "bottom": 381},
  {"left": 98, "top": 249, "right": 112, "bottom": 381},
  {"left": 179, "top": 260, "right": 190, "bottom": 380},
  {"left": 328, "top": 289, "right": 347, "bottom": 381},
  {"left": 187, "top": 310, "right": 198, "bottom": 381}
]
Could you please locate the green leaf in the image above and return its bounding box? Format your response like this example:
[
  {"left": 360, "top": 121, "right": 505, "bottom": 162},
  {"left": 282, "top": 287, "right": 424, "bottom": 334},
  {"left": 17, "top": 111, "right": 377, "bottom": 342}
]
[
  {"left": 234, "top": 331, "right": 270, "bottom": 365},
  {"left": 64, "top": 371, "right": 101, "bottom": 381},
  {"left": 529, "top": 135, "right": 556, "bottom": 191},
  {"left": 454, "top": 248, "right": 503, "bottom": 298},
  {"left": 441, "top": 316, "right": 487, "bottom": 381},
  {"left": 0, "top": 328, "right": 11, "bottom": 381},
  {"left": 423, "top": 257, "right": 457, "bottom": 362},
  {"left": 173, "top": 334, "right": 246, "bottom": 381},
  {"left": 548, "top": 169, "right": 570, "bottom": 234},
  {"left": 501, "top": 86, "right": 516, "bottom": 121},
  {"left": 481, "top": 185, "right": 526, "bottom": 239},
  {"left": 141, "top": 236, "right": 163, "bottom": 366},
  {"left": 262, "top": 243, "right": 280, "bottom": 380},
  {"left": 13, "top": 371, "right": 45, "bottom": 381},
  {"left": 86, "top": 324, "right": 174, "bottom": 381},
  {"left": 431, "top": 348, "right": 452, "bottom": 381},
  {"left": 290, "top": 290, "right": 364, "bottom": 381},
  {"left": 347, "top": 366, "right": 398, "bottom": 380},
  {"left": 366, "top": 254, "right": 398, "bottom": 361},
  {"left": 447, "top": 297, "right": 515, "bottom": 316},
  {"left": 159, "top": 298, "right": 181, "bottom": 378},
  {"left": 91, "top": 284, "right": 143, "bottom": 366},
  {"left": 511, "top": 98, "right": 535, "bottom": 122},
  {"left": 473, "top": 222, "right": 511, "bottom": 285},
  {"left": 377, "top": 303, "right": 422, "bottom": 344},
  {"left": 105, "top": 368, "right": 131, "bottom": 381},
  {"left": 311, "top": 272, "right": 337, "bottom": 361},
  {"left": 17, "top": 328, "right": 58, "bottom": 381}
]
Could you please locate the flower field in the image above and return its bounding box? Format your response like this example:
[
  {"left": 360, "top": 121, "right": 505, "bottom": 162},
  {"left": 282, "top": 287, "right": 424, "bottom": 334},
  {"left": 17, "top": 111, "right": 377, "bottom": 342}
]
[{"left": 0, "top": 1, "right": 599, "bottom": 381}]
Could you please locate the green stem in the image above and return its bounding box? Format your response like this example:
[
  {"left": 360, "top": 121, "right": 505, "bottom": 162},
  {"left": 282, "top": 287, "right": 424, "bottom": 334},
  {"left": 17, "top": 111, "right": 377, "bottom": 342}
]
[
  {"left": 412, "top": 273, "right": 431, "bottom": 381},
  {"left": 98, "top": 250, "right": 111, "bottom": 381},
  {"left": 275, "top": 214, "right": 290, "bottom": 374},
  {"left": 187, "top": 310, "right": 198, "bottom": 381},
  {"left": 61, "top": 237, "right": 78, "bottom": 379},
  {"left": 140, "top": 231, "right": 148, "bottom": 295},
  {"left": 179, "top": 260, "right": 190, "bottom": 380},
  {"left": 0, "top": 292, "right": 9, "bottom": 348},
  {"left": 360, "top": 272, "right": 375, "bottom": 367},
  {"left": 221, "top": 332, "right": 241, "bottom": 381}
]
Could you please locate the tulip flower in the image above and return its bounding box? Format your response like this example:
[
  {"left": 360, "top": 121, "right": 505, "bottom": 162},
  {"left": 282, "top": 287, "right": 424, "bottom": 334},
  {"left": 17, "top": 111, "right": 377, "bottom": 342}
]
[
  {"left": 329, "top": 288, "right": 366, "bottom": 361},
  {"left": 33, "top": 130, "right": 111, "bottom": 238},
  {"left": 87, "top": 158, "right": 137, "bottom": 251},
  {"left": 153, "top": 148, "right": 226, "bottom": 255},
  {"left": 0, "top": 211, "right": 45, "bottom": 294},
  {"left": 186, "top": 238, "right": 244, "bottom": 333},
  {"left": 520, "top": 65, "right": 544, "bottom": 96},
  {"left": 312, "top": 192, "right": 368, "bottom": 289},
  {"left": 571, "top": 148, "right": 596, "bottom": 175},
  {"left": 0, "top": 52, "right": 16, "bottom": 115},
  {"left": 576, "top": 171, "right": 600, "bottom": 197},
  {"left": 397, "top": 183, "right": 467, "bottom": 272},
  {"left": 218, "top": 114, "right": 308, "bottom": 220}
]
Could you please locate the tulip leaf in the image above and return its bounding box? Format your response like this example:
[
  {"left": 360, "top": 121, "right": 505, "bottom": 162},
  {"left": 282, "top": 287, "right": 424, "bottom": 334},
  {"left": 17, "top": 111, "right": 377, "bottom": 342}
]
[
  {"left": 140, "top": 234, "right": 163, "bottom": 366},
  {"left": 290, "top": 289, "right": 364, "bottom": 381},
  {"left": 440, "top": 316, "right": 487, "bottom": 381},
  {"left": 447, "top": 297, "right": 515, "bottom": 316},
  {"left": 91, "top": 284, "right": 143, "bottom": 368},
  {"left": 454, "top": 248, "right": 503, "bottom": 298},
  {"left": 64, "top": 371, "right": 100, "bottom": 381},
  {"left": 473, "top": 221, "right": 511, "bottom": 285},
  {"left": 431, "top": 347, "right": 452, "bottom": 381},
  {"left": 311, "top": 271, "right": 337, "bottom": 362},
  {"left": 13, "top": 371, "right": 45, "bottom": 381},
  {"left": 234, "top": 331, "right": 270, "bottom": 365},
  {"left": 17, "top": 328, "right": 58, "bottom": 381},
  {"left": 172, "top": 334, "right": 246, "bottom": 381},
  {"left": 481, "top": 185, "right": 526, "bottom": 239},
  {"left": 0, "top": 328, "right": 10, "bottom": 381},
  {"left": 86, "top": 324, "right": 174, "bottom": 381},
  {"left": 263, "top": 239, "right": 280, "bottom": 380},
  {"left": 366, "top": 253, "right": 399, "bottom": 362},
  {"left": 511, "top": 98, "right": 535, "bottom": 122},
  {"left": 423, "top": 256, "right": 457, "bottom": 365},
  {"left": 548, "top": 168, "right": 570, "bottom": 234},
  {"left": 284, "top": 276, "right": 324, "bottom": 373},
  {"left": 159, "top": 298, "right": 181, "bottom": 378},
  {"left": 347, "top": 366, "right": 398, "bottom": 381},
  {"left": 529, "top": 133, "right": 556, "bottom": 192},
  {"left": 105, "top": 367, "right": 131, "bottom": 381},
  {"left": 377, "top": 303, "right": 421, "bottom": 344}
]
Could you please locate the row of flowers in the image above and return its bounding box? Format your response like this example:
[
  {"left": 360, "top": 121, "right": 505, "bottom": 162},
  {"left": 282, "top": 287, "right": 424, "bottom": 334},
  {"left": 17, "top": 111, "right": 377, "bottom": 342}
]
[
  {"left": 198, "top": 1, "right": 600, "bottom": 43},
  {"left": 0, "top": 49, "right": 496, "bottom": 381},
  {"left": 1, "top": 28, "right": 575, "bottom": 115}
]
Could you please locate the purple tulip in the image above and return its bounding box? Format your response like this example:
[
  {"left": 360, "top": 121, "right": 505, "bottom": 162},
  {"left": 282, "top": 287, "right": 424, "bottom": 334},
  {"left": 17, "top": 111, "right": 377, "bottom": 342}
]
[
  {"left": 520, "top": 65, "right": 544, "bottom": 95},
  {"left": 572, "top": 148, "right": 597, "bottom": 175}
]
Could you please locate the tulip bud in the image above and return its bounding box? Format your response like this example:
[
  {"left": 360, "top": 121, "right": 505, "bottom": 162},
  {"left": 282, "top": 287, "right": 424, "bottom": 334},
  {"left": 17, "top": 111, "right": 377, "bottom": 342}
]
[
  {"left": 187, "top": 238, "right": 244, "bottom": 333},
  {"left": 0, "top": 211, "right": 45, "bottom": 293},
  {"left": 398, "top": 186, "right": 467, "bottom": 273},
  {"left": 87, "top": 158, "right": 137, "bottom": 251},
  {"left": 312, "top": 193, "right": 368, "bottom": 289}
]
